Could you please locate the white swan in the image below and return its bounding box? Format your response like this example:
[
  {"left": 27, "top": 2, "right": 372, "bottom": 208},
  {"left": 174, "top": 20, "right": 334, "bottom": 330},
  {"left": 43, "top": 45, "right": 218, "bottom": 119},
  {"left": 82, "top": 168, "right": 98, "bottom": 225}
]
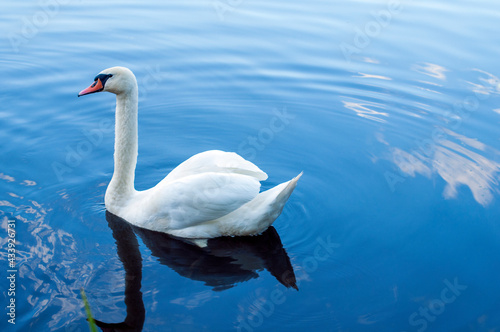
[{"left": 78, "top": 66, "right": 301, "bottom": 239}]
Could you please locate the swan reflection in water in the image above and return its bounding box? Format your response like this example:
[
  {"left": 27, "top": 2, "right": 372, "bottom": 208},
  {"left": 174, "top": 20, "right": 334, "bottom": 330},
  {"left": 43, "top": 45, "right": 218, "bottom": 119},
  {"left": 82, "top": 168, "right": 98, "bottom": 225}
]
[{"left": 94, "top": 211, "right": 297, "bottom": 331}]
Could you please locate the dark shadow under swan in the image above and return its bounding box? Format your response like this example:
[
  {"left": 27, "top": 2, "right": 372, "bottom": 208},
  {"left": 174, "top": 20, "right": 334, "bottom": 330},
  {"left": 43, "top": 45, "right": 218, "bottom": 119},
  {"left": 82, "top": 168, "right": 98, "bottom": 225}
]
[{"left": 93, "top": 211, "right": 297, "bottom": 331}]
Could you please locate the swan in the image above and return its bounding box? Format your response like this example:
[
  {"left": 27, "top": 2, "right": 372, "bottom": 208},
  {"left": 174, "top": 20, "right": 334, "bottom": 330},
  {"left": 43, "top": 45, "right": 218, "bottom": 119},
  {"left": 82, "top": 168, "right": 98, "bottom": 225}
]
[{"left": 78, "top": 66, "right": 301, "bottom": 239}]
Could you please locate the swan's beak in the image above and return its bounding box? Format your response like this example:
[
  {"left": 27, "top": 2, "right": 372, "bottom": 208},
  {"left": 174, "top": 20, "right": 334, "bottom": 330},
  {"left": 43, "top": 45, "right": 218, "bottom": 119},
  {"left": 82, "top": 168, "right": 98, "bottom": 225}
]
[{"left": 78, "top": 78, "right": 104, "bottom": 97}]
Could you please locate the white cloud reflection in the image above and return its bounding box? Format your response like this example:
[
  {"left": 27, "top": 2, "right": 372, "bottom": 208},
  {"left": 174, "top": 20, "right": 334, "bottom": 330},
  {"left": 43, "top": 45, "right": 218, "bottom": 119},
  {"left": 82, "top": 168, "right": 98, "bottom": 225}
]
[
  {"left": 474, "top": 69, "right": 500, "bottom": 93},
  {"left": 343, "top": 100, "right": 389, "bottom": 123},
  {"left": 412, "top": 62, "right": 448, "bottom": 80},
  {"left": 355, "top": 72, "right": 392, "bottom": 80},
  {"left": 389, "top": 129, "right": 500, "bottom": 206},
  {"left": 0, "top": 174, "right": 95, "bottom": 330}
]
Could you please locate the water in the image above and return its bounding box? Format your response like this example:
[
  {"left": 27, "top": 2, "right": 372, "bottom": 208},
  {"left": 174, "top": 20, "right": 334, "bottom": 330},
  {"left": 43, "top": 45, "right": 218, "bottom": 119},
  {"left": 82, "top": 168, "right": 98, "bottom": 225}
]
[{"left": 1, "top": 0, "right": 500, "bottom": 331}]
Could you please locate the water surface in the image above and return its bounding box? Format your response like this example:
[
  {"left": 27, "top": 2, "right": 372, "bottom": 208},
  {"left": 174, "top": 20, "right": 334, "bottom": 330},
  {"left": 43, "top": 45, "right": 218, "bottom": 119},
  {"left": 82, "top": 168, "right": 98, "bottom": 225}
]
[{"left": 1, "top": 0, "right": 500, "bottom": 331}]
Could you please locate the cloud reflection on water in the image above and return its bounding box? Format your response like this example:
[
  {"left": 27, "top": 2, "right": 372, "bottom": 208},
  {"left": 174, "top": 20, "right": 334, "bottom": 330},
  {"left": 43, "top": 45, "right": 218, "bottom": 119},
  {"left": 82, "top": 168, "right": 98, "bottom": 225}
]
[
  {"left": 0, "top": 174, "right": 90, "bottom": 331},
  {"left": 411, "top": 62, "right": 448, "bottom": 80},
  {"left": 389, "top": 128, "right": 500, "bottom": 206},
  {"left": 343, "top": 100, "right": 389, "bottom": 123},
  {"left": 367, "top": 65, "right": 500, "bottom": 207}
]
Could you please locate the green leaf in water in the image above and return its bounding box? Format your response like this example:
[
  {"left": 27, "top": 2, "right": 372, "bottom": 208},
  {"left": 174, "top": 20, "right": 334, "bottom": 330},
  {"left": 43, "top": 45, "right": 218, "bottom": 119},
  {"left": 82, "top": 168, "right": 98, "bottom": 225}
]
[{"left": 80, "top": 288, "right": 98, "bottom": 332}]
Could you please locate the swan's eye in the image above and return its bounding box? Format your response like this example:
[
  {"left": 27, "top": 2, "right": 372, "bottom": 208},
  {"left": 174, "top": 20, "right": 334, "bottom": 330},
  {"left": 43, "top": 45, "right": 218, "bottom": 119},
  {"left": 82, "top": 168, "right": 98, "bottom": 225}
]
[{"left": 94, "top": 74, "right": 113, "bottom": 87}]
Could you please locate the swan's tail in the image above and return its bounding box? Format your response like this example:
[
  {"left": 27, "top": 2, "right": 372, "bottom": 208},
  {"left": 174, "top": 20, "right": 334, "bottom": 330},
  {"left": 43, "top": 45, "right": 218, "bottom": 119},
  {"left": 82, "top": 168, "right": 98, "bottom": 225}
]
[{"left": 216, "top": 172, "right": 303, "bottom": 236}]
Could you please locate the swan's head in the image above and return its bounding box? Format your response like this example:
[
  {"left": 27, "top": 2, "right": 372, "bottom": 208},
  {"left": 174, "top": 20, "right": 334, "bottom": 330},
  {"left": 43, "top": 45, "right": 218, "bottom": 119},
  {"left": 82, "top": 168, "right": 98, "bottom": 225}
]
[{"left": 78, "top": 66, "right": 137, "bottom": 97}]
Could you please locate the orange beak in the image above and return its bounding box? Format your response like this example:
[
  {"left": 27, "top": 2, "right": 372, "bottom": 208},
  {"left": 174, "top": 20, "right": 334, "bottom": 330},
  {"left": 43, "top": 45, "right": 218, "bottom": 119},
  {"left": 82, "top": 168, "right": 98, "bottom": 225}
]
[{"left": 78, "top": 78, "right": 104, "bottom": 97}]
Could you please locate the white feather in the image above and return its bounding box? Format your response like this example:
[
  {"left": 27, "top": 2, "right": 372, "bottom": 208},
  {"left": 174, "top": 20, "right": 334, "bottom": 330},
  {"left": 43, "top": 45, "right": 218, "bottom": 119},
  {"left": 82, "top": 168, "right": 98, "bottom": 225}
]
[
  {"left": 162, "top": 150, "right": 268, "bottom": 183},
  {"left": 80, "top": 67, "right": 301, "bottom": 238}
]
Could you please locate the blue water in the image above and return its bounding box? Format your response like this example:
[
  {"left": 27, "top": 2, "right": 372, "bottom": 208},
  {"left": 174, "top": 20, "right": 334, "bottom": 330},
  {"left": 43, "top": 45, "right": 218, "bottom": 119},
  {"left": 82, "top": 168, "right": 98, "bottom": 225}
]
[{"left": 1, "top": 0, "right": 500, "bottom": 331}]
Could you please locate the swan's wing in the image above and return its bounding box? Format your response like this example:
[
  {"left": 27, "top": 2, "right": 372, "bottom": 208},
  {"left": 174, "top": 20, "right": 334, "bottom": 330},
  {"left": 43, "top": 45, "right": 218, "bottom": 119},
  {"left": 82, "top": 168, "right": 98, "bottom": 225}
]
[
  {"left": 162, "top": 150, "right": 268, "bottom": 184},
  {"left": 143, "top": 172, "right": 261, "bottom": 230}
]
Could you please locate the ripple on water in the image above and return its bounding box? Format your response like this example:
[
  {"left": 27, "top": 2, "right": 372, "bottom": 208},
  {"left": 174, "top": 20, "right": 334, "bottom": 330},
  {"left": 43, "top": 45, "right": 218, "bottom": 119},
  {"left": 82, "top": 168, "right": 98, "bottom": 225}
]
[
  {"left": 2, "top": 0, "right": 500, "bottom": 330},
  {"left": 0, "top": 169, "right": 120, "bottom": 331}
]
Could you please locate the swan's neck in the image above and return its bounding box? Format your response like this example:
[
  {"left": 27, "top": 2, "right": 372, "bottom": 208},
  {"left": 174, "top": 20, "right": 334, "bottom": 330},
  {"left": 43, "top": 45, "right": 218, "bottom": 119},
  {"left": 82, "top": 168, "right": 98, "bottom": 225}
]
[{"left": 106, "top": 89, "right": 139, "bottom": 206}]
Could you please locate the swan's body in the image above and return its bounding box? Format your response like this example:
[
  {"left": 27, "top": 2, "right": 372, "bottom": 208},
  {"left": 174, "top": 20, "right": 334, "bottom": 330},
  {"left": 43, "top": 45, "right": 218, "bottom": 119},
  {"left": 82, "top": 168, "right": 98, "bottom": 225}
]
[{"left": 79, "top": 66, "right": 301, "bottom": 238}]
